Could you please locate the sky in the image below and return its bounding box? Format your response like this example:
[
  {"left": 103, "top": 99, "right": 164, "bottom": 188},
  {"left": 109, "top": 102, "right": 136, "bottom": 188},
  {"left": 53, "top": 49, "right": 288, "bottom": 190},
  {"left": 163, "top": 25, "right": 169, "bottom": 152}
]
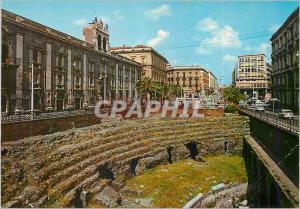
[{"left": 2, "top": 0, "right": 299, "bottom": 84}]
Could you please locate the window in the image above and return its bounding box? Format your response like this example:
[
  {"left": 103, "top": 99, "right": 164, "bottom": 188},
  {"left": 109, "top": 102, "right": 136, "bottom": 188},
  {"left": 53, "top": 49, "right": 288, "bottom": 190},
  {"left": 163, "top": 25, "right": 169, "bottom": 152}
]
[
  {"left": 141, "top": 56, "right": 145, "bottom": 64},
  {"left": 98, "top": 35, "right": 102, "bottom": 50},
  {"left": 103, "top": 37, "right": 107, "bottom": 52},
  {"left": 56, "top": 54, "right": 65, "bottom": 67},
  {"left": 75, "top": 76, "right": 80, "bottom": 86},
  {"left": 89, "top": 78, "right": 94, "bottom": 86},
  {"left": 88, "top": 62, "right": 94, "bottom": 72},
  {"left": 73, "top": 59, "right": 82, "bottom": 71},
  {"left": 29, "top": 48, "right": 42, "bottom": 64},
  {"left": 57, "top": 74, "right": 63, "bottom": 85}
]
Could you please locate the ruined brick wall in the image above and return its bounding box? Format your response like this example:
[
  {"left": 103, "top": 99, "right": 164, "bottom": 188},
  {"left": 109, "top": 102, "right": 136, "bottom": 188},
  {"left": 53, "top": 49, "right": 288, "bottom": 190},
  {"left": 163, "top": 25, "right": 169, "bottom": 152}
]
[
  {"left": 2, "top": 107, "right": 224, "bottom": 142},
  {"left": 1, "top": 115, "right": 249, "bottom": 208},
  {"left": 1, "top": 114, "right": 102, "bottom": 142}
]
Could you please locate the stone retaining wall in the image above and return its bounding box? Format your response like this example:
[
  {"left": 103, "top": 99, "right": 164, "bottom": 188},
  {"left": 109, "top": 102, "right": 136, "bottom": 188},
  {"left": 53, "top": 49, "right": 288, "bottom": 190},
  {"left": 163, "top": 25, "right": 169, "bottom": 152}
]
[{"left": 1, "top": 107, "right": 223, "bottom": 142}]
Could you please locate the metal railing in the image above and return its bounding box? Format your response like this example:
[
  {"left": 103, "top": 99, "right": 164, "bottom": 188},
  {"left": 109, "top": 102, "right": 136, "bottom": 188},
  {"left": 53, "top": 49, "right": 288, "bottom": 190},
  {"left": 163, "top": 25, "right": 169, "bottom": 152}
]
[
  {"left": 239, "top": 107, "right": 299, "bottom": 135},
  {"left": 1, "top": 108, "right": 98, "bottom": 123}
]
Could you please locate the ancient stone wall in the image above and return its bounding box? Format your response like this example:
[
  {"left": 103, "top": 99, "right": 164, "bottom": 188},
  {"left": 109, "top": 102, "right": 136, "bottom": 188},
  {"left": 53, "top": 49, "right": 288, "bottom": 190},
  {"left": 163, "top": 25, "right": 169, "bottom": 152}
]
[
  {"left": 1, "top": 115, "right": 249, "bottom": 207},
  {"left": 2, "top": 107, "right": 224, "bottom": 142}
]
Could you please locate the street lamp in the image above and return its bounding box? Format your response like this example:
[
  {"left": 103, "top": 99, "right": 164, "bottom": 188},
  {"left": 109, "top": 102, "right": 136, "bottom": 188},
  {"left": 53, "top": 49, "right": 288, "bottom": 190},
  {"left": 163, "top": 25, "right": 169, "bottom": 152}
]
[{"left": 98, "top": 74, "right": 104, "bottom": 100}]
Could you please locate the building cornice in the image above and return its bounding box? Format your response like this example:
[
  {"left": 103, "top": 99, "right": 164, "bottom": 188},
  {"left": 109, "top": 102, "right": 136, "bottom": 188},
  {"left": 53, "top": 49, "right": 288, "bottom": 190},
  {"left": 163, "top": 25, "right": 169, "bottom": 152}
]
[
  {"left": 270, "top": 7, "right": 299, "bottom": 41},
  {"left": 111, "top": 45, "right": 169, "bottom": 63}
]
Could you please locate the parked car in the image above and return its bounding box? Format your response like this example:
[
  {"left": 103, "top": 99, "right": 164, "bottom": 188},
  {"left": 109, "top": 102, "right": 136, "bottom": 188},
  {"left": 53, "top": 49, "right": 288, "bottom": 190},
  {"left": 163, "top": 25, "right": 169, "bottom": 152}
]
[
  {"left": 238, "top": 100, "right": 246, "bottom": 108},
  {"left": 278, "top": 109, "right": 294, "bottom": 119},
  {"left": 255, "top": 105, "right": 264, "bottom": 112}
]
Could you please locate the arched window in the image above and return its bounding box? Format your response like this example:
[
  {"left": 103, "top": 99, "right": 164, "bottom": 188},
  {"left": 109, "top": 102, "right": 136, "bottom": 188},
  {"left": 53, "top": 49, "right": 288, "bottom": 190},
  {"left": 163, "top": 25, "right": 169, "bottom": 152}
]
[
  {"left": 103, "top": 37, "right": 107, "bottom": 52},
  {"left": 97, "top": 35, "right": 102, "bottom": 50}
]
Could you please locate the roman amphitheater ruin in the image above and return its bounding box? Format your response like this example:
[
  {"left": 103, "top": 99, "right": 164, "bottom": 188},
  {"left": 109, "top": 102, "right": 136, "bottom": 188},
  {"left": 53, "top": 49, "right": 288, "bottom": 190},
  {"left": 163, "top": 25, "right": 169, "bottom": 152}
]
[{"left": 1, "top": 115, "right": 250, "bottom": 207}]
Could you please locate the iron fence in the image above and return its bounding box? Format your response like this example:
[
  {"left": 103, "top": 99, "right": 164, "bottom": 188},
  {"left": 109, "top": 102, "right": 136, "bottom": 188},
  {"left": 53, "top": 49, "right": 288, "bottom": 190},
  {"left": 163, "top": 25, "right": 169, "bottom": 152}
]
[
  {"left": 1, "top": 108, "right": 97, "bottom": 123},
  {"left": 239, "top": 107, "right": 299, "bottom": 135}
]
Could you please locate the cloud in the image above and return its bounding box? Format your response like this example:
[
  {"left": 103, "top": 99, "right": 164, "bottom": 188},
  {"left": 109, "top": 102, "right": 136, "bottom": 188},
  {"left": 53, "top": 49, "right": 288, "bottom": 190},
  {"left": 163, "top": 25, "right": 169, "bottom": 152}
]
[
  {"left": 147, "top": 29, "right": 170, "bottom": 47},
  {"left": 196, "top": 17, "right": 241, "bottom": 48},
  {"left": 73, "top": 18, "right": 87, "bottom": 26},
  {"left": 145, "top": 4, "right": 171, "bottom": 21},
  {"left": 196, "top": 17, "right": 219, "bottom": 32},
  {"left": 245, "top": 42, "right": 271, "bottom": 55},
  {"left": 195, "top": 47, "right": 212, "bottom": 55},
  {"left": 205, "top": 25, "right": 241, "bottom": 47},
  {"left": 222, "top": 54, "right": 236, "bottom": 63}
]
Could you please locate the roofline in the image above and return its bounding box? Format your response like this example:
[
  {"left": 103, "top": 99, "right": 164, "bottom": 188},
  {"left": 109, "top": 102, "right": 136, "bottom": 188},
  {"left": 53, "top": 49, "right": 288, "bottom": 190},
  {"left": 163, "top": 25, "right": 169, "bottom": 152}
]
[
  {"left": 111, "top": 45, "right": 169, "bottom": 63},
  {"left": 167, "top": 66, "right": 209, "bottom": 74},
  {"left": 237, "top": 54, "right": 266, "bottom": 57},
  {"left": 2, "top": 9, "right": 141, "bottom": 67},
  {"left": 270, "top": 7, "right": 299, "bottom": 41}
]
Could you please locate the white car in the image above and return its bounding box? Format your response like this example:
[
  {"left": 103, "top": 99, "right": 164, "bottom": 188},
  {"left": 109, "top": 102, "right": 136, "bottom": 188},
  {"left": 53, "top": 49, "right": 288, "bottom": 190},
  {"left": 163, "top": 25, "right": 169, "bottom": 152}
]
[
  {"left": 255, "top": 105, "right": 264, "bottom": 112},
  {"left": 279, "top": 109, "right": 294, "bottom": 119}
]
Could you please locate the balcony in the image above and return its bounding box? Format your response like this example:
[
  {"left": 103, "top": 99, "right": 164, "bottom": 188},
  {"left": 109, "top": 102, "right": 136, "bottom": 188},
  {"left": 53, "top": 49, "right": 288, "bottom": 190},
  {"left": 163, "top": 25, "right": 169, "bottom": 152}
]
[
  {"left": 74, "top": 69, "right": 82, "bottom": 75},
  {"left": 55, "top": 66, "right": 65, "bottom": 72},
  {"left": 56, "top": 84, "right": 65, "bottom": 90},
  {"left": 33, "top": 83, "right": 41, "bottom": 89}
]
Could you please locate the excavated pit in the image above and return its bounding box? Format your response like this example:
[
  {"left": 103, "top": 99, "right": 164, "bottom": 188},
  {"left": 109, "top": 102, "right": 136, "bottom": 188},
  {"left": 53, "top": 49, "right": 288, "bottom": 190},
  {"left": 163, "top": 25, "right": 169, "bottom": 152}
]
[{"left": 1, "top": 116, "right": 250, "bottom": 207}]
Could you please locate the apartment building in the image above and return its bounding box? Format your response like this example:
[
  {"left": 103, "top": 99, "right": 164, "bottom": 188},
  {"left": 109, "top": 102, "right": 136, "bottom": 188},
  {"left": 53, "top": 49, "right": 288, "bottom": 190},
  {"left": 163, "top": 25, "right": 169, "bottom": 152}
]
[
  {"left": 271, "top": 7, "right": 299, "bottom": 113},
  {"left": 111, "top": 45, "right": 168, "bottom": 83},
  {"left": 167, "top": 66, "right": 212, "bottom": 96},
  {"left": 233, "top": 54, "right": 271, "bottom": 99}
]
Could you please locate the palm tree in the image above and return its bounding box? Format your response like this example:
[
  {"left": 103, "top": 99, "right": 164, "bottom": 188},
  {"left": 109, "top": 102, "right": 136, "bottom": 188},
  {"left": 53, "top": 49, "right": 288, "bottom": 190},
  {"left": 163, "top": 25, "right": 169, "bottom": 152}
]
[{"left": 137, "top": 77, "right": 155, "bottom": 102}]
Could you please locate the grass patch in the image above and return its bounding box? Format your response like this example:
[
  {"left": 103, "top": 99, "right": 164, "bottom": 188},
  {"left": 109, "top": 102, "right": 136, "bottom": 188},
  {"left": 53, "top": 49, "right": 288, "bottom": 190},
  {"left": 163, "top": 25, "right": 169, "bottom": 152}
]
[{"left": 123, "top": 154, "right": 247, "bottom": 208}]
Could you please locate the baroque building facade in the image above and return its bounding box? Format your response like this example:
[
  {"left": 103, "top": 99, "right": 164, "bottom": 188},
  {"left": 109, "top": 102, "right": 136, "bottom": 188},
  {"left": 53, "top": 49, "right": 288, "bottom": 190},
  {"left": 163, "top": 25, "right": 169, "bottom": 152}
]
[
  {"left": 166, "top": 66, "right": 213, "bottom": 96},
  {"left": 271, "top": 7, "right": 299, "bottom": 113},
  {"left": 1, "top": 10, "right": 142, "bottom": 114},
  {"left": 232, "top": 54, "right": 272, "bottom": 99},
  {"left": 111, "top": 45, "right": 168, "bottom": 83}
]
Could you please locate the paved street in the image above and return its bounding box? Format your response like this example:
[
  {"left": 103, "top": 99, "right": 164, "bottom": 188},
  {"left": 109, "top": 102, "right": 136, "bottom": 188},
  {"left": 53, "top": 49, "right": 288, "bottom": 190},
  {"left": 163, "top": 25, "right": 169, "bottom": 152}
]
[{"left": 239, "top": 107, "right": 299, "bottom": 135}]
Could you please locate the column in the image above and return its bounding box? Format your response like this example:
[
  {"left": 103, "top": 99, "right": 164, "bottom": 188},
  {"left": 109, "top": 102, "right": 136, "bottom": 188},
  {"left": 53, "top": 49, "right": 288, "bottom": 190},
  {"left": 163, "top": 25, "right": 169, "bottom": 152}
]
[
  {"left": 115, "top": 63, "right": 119, "bottom": 98},
  {"left": 134, "top": 68, "right": 138, "bottom": 99},
  {"left": 104, "top": 63, "right": 107, "bottom": 100},
  {"left": 123, "top": 65, "right": 126, "bottom": 100},
  {"left": 46, "top": 43, "right": 52, "bottom": 108},
  {"left": 67, "top": 49, "right": 72, "bottom": 105},
  {"left": 15, "top": 34, "right": 23, "bottom": 111},
  {"left": 83, "top": 53, "right": 87, "bottom": 106},
  {"left": 129, "top": 67, "right": 132, "bottom": 100}
]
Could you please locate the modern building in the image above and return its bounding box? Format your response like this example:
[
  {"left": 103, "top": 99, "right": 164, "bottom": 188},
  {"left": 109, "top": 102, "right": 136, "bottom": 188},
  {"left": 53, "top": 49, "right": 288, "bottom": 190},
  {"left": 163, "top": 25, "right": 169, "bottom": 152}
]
[
  {"left": 111, "top": 45, "right": 168, "bottom": 83},
  {"left": 1, "top": 10, "right": 142, "bottom": 114},
  {"left": 270, "top": 7, "right": 299, "bottom": 113},
  {"left": 166, "top": 66, "right": 212, "bottom": 97},
  {"left": 208, "top": 71, "right": 218, "bottom": 92},
  {"left": 232, "top": 54, "right": 272, "bottom": 100}
]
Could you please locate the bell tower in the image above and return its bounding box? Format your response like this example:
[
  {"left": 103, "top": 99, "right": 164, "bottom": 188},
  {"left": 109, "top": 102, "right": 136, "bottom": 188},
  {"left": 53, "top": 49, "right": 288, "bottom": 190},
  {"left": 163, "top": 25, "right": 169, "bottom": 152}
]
[{"left": 83, "top": 17, "right": 110, "bottom": 54}]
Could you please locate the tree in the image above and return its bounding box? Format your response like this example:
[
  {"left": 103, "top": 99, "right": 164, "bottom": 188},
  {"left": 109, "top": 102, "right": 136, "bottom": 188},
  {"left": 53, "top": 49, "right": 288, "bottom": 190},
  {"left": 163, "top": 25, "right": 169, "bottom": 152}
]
[
  {"left": 137, "top": 77, "right": 155, "bottom": 102},
  {"left": 223, "top": 87, "right": 245, "bottom": 104}
]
